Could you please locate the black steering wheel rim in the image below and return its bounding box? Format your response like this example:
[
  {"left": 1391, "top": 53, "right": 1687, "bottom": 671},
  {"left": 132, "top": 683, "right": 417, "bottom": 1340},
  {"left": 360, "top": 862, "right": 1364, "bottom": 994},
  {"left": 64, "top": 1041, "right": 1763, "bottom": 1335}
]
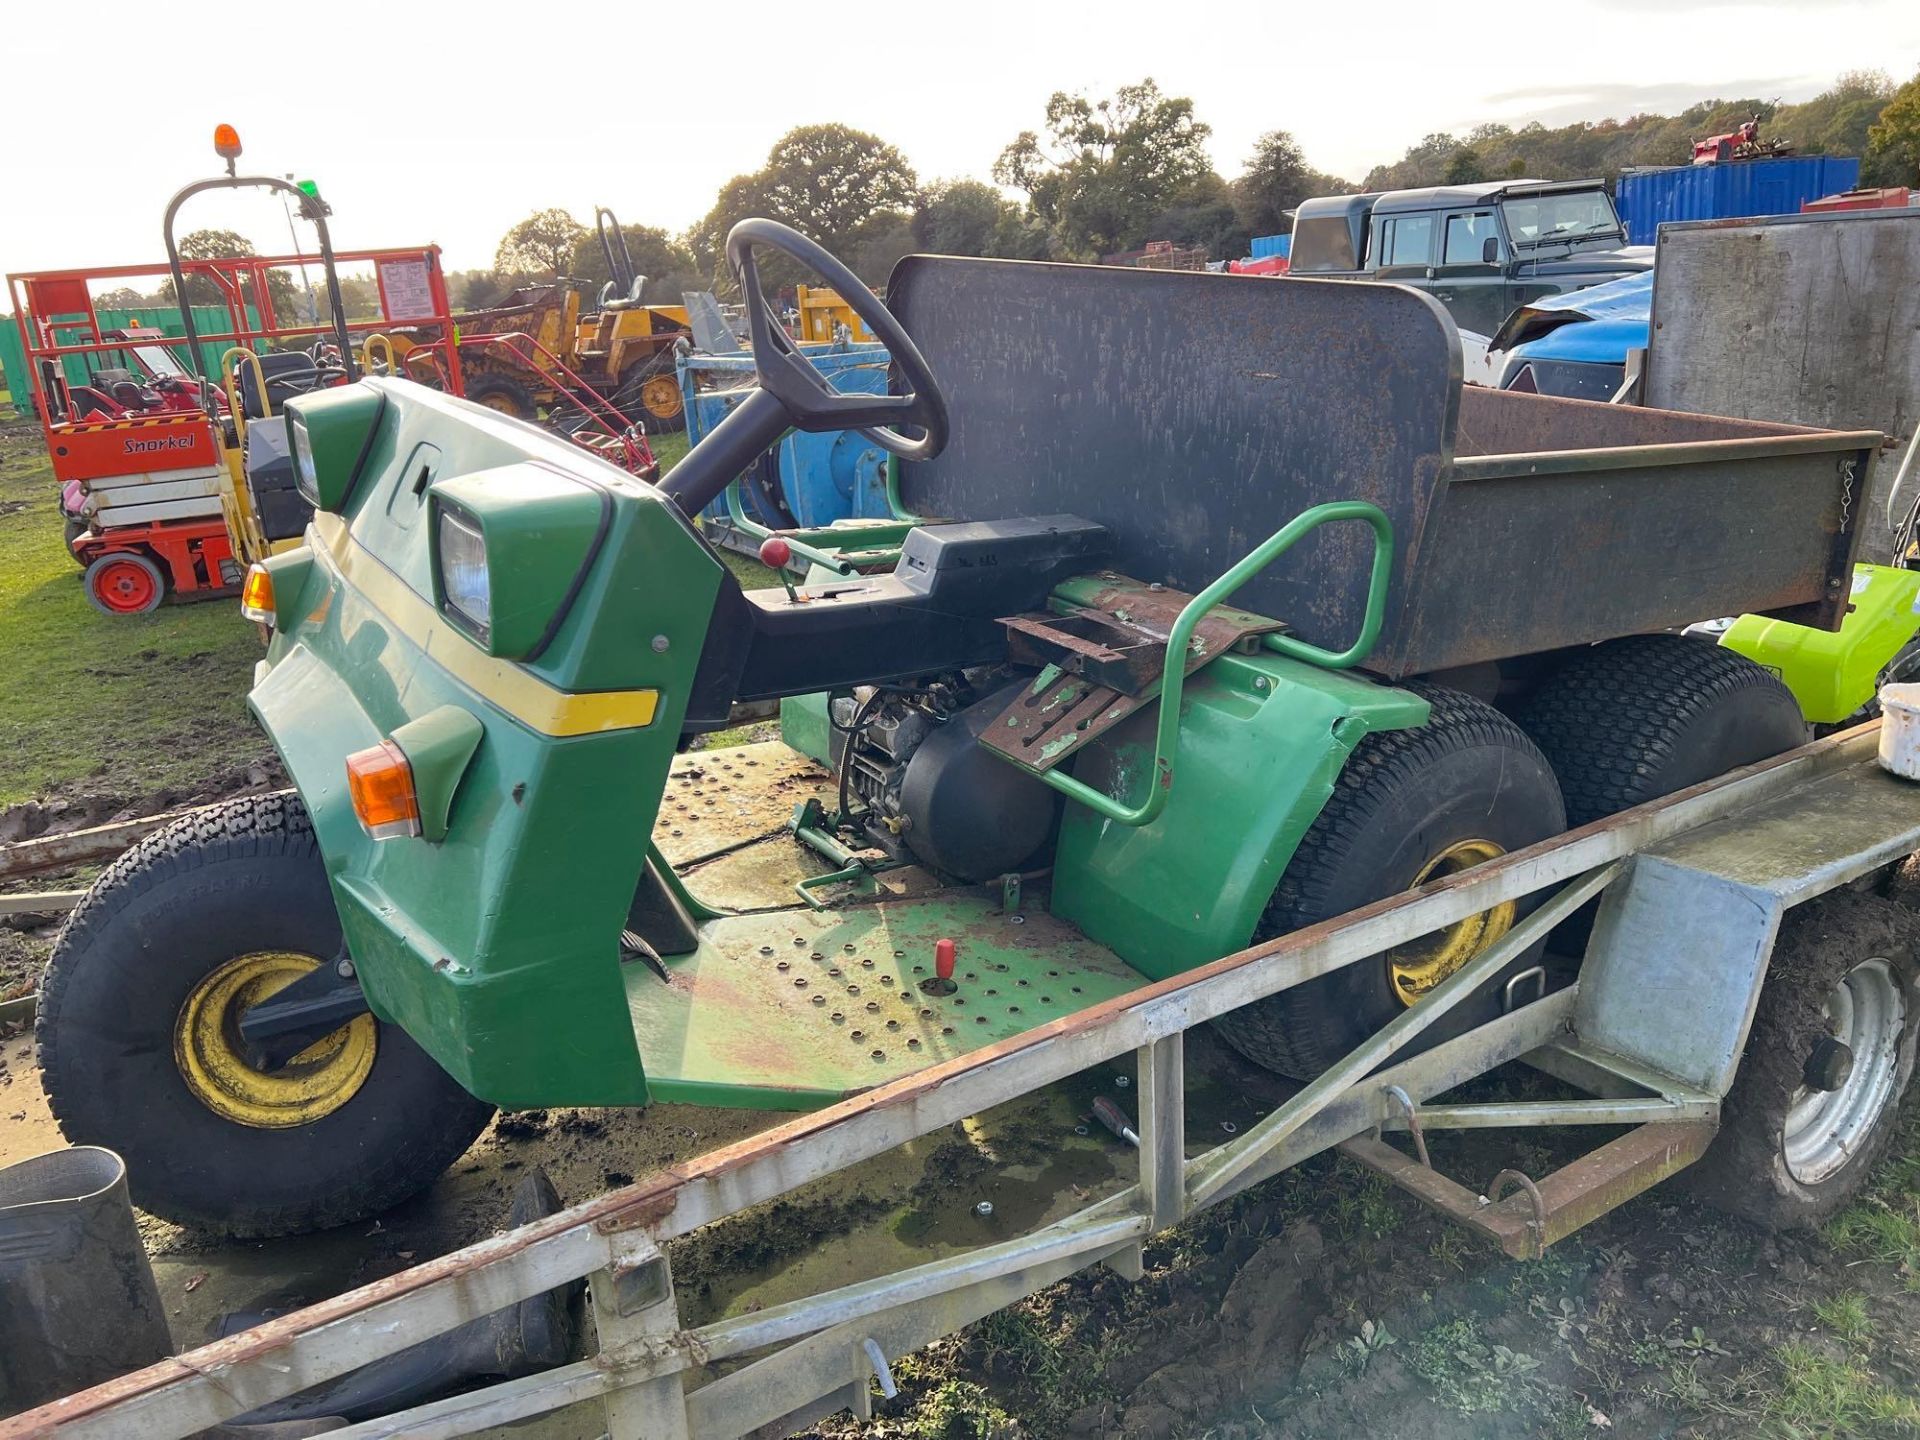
[{"left": 724, "top": 218, "right": 949, "bottom": 463}]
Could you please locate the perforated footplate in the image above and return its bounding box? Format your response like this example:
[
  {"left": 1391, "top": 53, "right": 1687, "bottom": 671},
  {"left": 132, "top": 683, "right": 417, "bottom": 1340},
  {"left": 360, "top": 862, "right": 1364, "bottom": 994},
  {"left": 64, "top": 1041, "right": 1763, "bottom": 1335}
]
[
  {"left": 624, "top": 893, "right": 1148, "bottom": 1108},
  {"left": 655, "top": 744, "right": 834, "bottom": 867}
]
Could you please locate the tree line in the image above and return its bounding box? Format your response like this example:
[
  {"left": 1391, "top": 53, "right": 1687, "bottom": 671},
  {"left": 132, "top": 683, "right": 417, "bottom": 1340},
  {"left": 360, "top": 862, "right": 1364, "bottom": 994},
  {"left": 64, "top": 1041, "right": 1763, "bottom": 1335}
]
[
  {"left": 459, "top": 65, "right": 1919, "bottom": 308},
  {"left": 1362, "top": 69, "right": 1920, "bottom": 192},
  {"left": 77, "top": 65, "right": 1920, "bottom": 322}
]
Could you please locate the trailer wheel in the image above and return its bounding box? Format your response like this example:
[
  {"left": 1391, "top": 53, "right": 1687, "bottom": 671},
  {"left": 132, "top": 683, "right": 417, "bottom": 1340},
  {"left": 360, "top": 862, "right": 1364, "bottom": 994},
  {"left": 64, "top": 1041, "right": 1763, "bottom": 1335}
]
[
  {"left": 37, "top": 793, "right": 495, "bottom": 1238},
  {"left": 1685, "top": 891, "right": 1918, "bottom": 1230},
  {"left": 83, "top": 551, "right": 166, "bottom": 615},
  {"left": 1515, "top": 634, "right": 1808, "bottom": 827},
  {"left": 634, "top": 373, "right": 685, "bottom": 432},
  {"left": 1212, "top": 686, "right": 1567, "bottom": 1079},
  {"left": 465, "top": 374, "right": 539, "bottom": 422}
]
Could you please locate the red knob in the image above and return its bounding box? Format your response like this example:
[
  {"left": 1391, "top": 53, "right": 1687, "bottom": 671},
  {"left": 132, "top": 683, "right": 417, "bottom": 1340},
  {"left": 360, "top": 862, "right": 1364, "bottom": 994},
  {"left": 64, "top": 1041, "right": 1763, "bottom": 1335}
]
[
  {"left": 758, "top": 536, "right": 792, "bottom": 570},
  {"left": 935, "top": 938, "right": 956, "bottom": 982}
]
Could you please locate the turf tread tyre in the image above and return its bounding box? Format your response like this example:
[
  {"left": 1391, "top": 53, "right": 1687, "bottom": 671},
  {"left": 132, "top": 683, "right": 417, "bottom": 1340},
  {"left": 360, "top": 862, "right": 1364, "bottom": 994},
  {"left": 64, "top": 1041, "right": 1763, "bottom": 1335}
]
[
  {"left": 37, "top": 793, "right": 495, "bottom": 1238},
  {"left": 1515, "top": 635, "right": 1808, "bottom": 828},
  {"left": 1212, "top": 685, "right": 1565, "bottom": 1079},
  {"left": 1684, "top": 890, "right": 1919, "bottom": 1230}
]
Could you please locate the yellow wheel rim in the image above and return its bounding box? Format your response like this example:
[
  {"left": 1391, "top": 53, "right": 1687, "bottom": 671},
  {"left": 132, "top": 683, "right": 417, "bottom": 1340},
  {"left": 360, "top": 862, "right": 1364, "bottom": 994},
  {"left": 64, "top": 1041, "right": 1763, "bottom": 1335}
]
[
  {"left": 640, "top": 375, "right": 681, "bottom": 420},
  {"left": 1386, "top": 839, "right": 1514, "bottom": 1007},
  {"left": 174, "top": 952, "right": 376, "bottom": 1129},
  {"left": 478, "top": 392, "right": 523, "bottom": 417}
]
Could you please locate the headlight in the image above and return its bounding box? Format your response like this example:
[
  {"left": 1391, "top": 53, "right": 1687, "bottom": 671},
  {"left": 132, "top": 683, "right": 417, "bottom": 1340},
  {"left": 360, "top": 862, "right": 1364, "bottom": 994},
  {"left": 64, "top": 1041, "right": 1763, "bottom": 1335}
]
[
  {"left": 428, "top": 464, "right": 610, "bottom": 659},
  {"left": 289, "top": 412, "right": 318, "bottom": 504},
  {"left": 437, "top": 507, "right": 491, "bottom": 638},
  {"left": 281, "top": 384, "right": 385, "bottom": 512}
]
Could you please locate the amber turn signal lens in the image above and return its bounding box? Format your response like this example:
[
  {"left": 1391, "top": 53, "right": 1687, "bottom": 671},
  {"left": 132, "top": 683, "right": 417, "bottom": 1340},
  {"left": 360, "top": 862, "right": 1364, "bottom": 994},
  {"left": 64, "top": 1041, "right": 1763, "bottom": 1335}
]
[
  {"left": 346, "top": 740, "right": 423, "bottom": 840},
  {"left": 239, "top": 564, "right": 275, "bottom": 625},
  {"left": 213, "top": 123, "right": 242, "bottom": 159}
]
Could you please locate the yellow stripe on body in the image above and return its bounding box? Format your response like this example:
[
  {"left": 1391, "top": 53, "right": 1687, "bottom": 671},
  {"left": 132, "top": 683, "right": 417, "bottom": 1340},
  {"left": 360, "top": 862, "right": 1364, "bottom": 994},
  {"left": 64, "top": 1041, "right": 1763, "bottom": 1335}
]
[{"left": 307, "top": 513, "right": 657, "bottom": 736}]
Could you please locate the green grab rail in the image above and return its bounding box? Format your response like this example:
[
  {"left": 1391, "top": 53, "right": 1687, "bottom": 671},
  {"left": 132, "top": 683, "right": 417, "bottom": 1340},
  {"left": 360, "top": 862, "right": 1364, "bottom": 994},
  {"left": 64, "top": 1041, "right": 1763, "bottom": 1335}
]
[
  {"left": 884, "top": 453, "right": 924, "bottom": 523},
  {"left": 1030, "top": 500, "right": 1395, "bottom": 829}
]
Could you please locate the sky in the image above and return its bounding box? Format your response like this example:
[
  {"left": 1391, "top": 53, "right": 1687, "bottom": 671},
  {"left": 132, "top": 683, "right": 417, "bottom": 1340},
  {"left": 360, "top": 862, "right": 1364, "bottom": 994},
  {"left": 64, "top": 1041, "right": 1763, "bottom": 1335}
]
[{"left": 4, "top": 0, "right": 1917, "bottom": 284}]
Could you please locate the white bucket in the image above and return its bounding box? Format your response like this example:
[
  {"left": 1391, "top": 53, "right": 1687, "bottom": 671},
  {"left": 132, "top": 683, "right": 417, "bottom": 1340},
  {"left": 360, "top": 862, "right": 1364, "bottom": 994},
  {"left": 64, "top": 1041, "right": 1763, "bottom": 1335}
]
[{"left": 1878, "top": 683, "right": 1920, "bottom": 780}]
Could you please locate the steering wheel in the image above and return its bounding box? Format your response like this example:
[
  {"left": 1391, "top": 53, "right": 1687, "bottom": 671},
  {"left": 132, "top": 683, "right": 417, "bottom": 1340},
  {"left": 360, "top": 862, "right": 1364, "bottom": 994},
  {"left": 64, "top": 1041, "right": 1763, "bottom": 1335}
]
[
  {"left": 727, "top": 218, "right": 948, "bottom": 462},
  {"left": 658, "top": 219, "right": 949, "bottom": 520}
]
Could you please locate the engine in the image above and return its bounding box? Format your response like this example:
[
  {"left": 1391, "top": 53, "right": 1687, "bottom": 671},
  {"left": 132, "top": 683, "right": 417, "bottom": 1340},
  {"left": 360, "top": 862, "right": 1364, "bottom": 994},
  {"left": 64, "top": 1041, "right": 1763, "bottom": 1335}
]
[{"left": 832, "top": 670, "right": 1061, "bottom": 884}]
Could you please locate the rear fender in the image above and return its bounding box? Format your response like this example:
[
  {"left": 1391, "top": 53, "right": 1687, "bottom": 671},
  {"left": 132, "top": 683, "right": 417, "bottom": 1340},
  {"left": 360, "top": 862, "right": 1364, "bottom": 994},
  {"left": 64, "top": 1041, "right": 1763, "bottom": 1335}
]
[{"left": 1050, "top": 653, "right": 1428, "bottom": 978}]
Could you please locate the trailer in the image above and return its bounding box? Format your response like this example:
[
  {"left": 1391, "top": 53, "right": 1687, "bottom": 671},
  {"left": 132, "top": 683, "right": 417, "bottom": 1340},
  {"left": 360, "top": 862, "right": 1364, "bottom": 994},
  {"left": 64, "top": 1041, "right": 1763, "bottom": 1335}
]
[
  {"left": 8, "top": 718, "right": 1920, "bottom": 1438},
  {"left": 14, "top": 220, "right": 1919, "bottom": 1435}
]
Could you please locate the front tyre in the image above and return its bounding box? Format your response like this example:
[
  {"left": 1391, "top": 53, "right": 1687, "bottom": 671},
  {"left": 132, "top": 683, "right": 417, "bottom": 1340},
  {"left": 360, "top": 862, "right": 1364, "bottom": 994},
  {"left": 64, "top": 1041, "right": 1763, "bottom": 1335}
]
[
  {"left": 1685, "top": 891, "right": 1918, "bottom": 1230},
  {"left": 36, "top": 794, "right": 495, "bottom": 1238}
]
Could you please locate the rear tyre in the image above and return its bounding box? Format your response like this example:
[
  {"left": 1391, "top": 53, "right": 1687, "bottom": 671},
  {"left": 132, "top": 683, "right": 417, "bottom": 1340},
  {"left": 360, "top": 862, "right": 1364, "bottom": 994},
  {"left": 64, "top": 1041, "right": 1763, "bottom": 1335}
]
[
  {"left": 37, "top": 793, "right": 496, "bottom": 1238},
  {"left": 83, "top": 551, "right": 165, "bottom": 615},
  {"left": 62, "top": 514, "right": 88, "bottom": 566},
  {"left": 465, "top": 373, "right": 539, "bottom": 422},
  {"left": 1685, "top": 891, "right": 1918, "bottom": 1230},
  {"left": 1515, "top": 635, "right": 1809, "bottom": 827},
  {"left": 1212, "top": 686, "right": 1567, "bottom": 1079}
]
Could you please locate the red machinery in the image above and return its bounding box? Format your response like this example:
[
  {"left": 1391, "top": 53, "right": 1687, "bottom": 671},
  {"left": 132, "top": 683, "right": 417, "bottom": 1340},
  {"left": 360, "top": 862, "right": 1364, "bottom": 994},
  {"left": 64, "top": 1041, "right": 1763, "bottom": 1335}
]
[
  {"left": 1803, "top": 187, "right": 1915, "bottom": 214},
  {"left": 400, "top": 330, "right": 659, "bottom": 480},
  {"left": 1228, "top": 255, "right": 1290, "bottom": 277},
  {"left": 8, "top": 244, "right": 460, "bottom": 614},
  {"left": 1692, "top": 118, "right": 1793, "bottom": 166}
]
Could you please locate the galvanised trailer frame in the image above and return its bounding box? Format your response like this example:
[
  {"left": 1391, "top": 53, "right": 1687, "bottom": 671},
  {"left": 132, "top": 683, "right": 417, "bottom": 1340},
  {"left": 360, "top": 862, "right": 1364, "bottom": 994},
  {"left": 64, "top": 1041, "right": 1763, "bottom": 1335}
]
[{"left": 11, "top": 721, "right": 1919, "bottom": 1440}]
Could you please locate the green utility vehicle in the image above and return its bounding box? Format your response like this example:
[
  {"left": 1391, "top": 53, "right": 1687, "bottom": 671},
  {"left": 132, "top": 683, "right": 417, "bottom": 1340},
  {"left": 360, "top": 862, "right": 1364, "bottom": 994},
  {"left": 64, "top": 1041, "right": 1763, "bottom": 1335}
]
[{"left": 36, "top": 222, "right": 1885, "bottom": 1236}]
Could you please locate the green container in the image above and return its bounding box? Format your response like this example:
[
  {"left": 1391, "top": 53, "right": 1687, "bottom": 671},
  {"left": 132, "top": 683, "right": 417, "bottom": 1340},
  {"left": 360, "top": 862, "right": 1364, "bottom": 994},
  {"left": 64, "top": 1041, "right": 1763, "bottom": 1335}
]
[{"left": 0, "top": 303, "right": 261, "bottom": 414}]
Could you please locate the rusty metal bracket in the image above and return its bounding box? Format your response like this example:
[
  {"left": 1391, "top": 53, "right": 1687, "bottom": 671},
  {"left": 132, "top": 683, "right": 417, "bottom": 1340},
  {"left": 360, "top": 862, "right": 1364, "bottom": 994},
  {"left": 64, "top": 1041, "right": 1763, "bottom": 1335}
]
[
  {"left": 983, "top": 575, "right": 1285, "bottom": 776},
  {"left": 1341, "top": 1121, "right": 1718, "bottom": 1259},
  {"left": 1383, "top": 1085, "right": 1431, "bottom": 1168},
  {"left": 1485, "top": 1169, "right": 1548, "bottom": 1260}
]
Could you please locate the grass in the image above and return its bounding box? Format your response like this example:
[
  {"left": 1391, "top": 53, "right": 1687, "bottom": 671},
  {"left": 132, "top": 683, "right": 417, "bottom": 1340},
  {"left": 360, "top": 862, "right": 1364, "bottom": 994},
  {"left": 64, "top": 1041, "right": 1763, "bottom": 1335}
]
[
  {"left": 1810, "top": 1292, "right": 1875, "bottom": 1347},
  {"left": 0, "top": 431, "right": 268, "bottom": 806},
  {"left": 1824, "top": 1104, "right": 1920, "bottom": 1282},
  {"left": 1762, "top": 1342, "right": 1920, "bottom": 1438}
]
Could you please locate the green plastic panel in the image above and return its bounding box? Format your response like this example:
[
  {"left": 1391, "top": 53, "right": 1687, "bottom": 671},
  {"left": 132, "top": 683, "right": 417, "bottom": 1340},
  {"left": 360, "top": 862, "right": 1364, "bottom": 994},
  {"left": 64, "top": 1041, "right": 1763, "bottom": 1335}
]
[
  {"left": 1721, "top": 563, "right": 1920, "bottom": 725},
  {"left": 1051, "top": 650, "right": 1428, "bottom": 979}
]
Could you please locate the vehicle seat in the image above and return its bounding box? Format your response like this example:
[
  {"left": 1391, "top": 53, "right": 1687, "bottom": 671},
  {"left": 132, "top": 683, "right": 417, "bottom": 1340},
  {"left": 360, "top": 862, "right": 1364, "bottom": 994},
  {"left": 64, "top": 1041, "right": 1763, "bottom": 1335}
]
[
  {"left": 683, "top": 516, "right": 1112, "bottom": 726},
  {"left": 237, "top": 353, "right": 322, "bottom": 419}
]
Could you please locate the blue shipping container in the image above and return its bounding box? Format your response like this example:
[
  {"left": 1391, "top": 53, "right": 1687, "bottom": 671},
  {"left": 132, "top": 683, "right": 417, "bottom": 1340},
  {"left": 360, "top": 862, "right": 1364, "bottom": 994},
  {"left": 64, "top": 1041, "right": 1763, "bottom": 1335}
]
[
  {"left": 1616, "top": 156, "right": 1860, "bottom": 244},
  {"left": 1249, "top": 233, "right": 1292, "bottom": 260}
]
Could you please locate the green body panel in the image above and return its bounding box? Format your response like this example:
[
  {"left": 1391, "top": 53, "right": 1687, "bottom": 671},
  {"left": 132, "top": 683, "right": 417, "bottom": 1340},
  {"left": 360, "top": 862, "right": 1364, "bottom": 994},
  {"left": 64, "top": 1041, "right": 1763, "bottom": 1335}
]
[
  {"left": 431, "top": 466, "right": 607, "bottom": 659},
  {"left": 779, "top": 692, "right": 834, "bottom": 768},
  {"left": 626, "top": 890, "right": 1147, "bottom": 1108},
  {"left": 388, "top": 705, "right": 484, "bottom": 841},
  {"left": 1720, "top": 564, "right": 1920, "bottom": 725},
  {"left": 257, "top": 380, "right": 727, "bottom": 1107},
  {"left": 1050, "top": 652, "right": 1429, "bottom": 980}
]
